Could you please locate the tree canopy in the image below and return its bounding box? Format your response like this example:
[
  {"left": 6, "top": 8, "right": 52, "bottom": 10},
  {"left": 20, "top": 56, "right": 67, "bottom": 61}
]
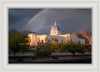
[{"left": 9, "top": 32, "right": 29, "bottom": 57}]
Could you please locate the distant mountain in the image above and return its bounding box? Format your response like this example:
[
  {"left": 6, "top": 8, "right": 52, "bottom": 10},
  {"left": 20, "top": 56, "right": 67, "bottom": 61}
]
[
  {"left": 9, "top": 29, "right": 91, "bottom": 44},
  {"left": 9, "top": 29, "right": 48, "bottom": 36},
  {"left": 19, "top": 31, "right": 36, "bottom": 36},
  {"left": 19, "top": 31, "right": 49, "bottom": 36},
  {"left": 9, "top": 29, "right": 17, "bottom": 33},
  {"left": 9, "top": 29, "right": 36, "bottom": 36},
  {"left": 72, "top": 29, "right": 91, "bottom": 44}
]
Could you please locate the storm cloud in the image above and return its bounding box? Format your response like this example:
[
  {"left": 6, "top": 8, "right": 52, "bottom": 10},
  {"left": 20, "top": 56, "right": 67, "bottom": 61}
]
[{"left": 9, "top": 8, "right": 91, "bottom": 34}]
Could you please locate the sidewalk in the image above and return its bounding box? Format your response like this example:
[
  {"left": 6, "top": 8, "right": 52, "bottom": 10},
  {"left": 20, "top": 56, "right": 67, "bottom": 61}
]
[{"left": 9, "top": 52, "right": 91, "bottom": 56}]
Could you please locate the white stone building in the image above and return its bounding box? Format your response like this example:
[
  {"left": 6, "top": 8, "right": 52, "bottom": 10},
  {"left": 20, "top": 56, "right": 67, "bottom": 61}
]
[{"left": 28, "top": 20, "right": 85, "bottom": 46}]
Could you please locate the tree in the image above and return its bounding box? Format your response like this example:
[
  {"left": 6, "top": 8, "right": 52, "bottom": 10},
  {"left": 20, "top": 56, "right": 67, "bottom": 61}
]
[
  {"left": 51, "top": 37, "right": 54, "bottom": 42},
  {"left": 37, "top": 43, "right": 55, "bottom": 52},
  {"left": 60, "top": 43, "right": 86, "bottom": 55},
  {"left": 45, "top": 37, "right": 47, "bottom": 42},
  {"left": 43, "top": 43, "right": 51, "bottom": 51},
  {"left": 60, "top": 43, "right": 77, "bottom": 55},
  {"left": 52, "top": 41, "right": 60, "bottom": 48},
  {"left": 52, "top": 41, "right": 61, "bottom": 52},
  {"left": 77, "top": 47, "right": 85, "bottom": 55},
  {"left": 66, "top": 40, "right": 76, "bottom": 44},
  {"left": 76, "top": 44, "right": 85, "bottom": 55},
  {"left": 82, "top": 44, "right": 91, "bottom": 53},
  {"left": 68, "top": 46, "right": 76, "bottom": 55},
  {"left": 19, "top": 45, "right": 30, "bottom": 54},
  {"left": 60, "top": 44, "right": 69, "bottom": 53},
  {"left": 34, "top": 50, "right": 51, "bottom": 58},
  {"left": 9, "top": 32, "right": 29, "bottom": 58}
]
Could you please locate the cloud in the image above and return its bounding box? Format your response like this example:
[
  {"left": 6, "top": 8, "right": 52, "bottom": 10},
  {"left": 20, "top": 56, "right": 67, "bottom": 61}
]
[
  {"left": 23, "top": 9, "right": 91, "bottom": 33},
  {"left": 9, "top": 8, "right": 91, "bottom": 33},
  {"left": 9, "top": 9, "right": 43, "bottom": 31}
]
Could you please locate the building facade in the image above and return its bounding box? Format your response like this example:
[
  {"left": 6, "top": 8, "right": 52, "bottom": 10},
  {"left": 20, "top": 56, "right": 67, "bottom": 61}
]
[{"left": 28, "top": 20, "right": 85, "bottom": 46}]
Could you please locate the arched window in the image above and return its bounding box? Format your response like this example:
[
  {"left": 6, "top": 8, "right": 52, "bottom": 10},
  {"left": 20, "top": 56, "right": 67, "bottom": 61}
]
[
  {"left": 56, "top": 39, "right": 58, "bottom": 42},
  {"left": 37, "top": 37, "right": 40, "bottom": 42},
  {"left": 41, "top": 40, "right": 44, "bottom": 43},
  {"left": 62, "top": 40, "right": 63, "bottom": 44},
  {"left": 48, "top": 39, "right": 50, "bottom": 42},
  {"left": 45, "top": 37, "right": 47, "bottom": 42}
]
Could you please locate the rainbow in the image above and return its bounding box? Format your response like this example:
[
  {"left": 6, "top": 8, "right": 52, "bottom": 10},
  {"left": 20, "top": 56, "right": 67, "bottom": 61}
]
[{"left": 21, "top": 9, "right": 46, "bottom": 31}]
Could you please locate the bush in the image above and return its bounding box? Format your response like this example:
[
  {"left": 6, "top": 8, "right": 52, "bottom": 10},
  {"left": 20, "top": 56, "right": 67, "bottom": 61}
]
[
  {"left": 60, "top": 44, "right": 77, "bottom": 55},
  {"left": 32, "top": 56, "right": 36, "bottom": 59},
  {"left": 35, "top": 50, "right": 51, "bottom": 58},
  {"left": 52, "top": 56, "right": 58, "bottom": 59},
  {"left": 17, "top": 58, "right": 24, "bottom": 61},
  {"left": 60, "top": 43, "right": 85, "bottom": 55},
  {"left": 76, "top": 47, "right": 85, "bottom": 54},
  {"left": 82, "top": 44, "right": 91, "bottom": 52}
]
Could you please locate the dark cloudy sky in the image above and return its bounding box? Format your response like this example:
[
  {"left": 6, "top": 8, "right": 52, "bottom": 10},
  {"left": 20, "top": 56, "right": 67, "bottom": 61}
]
[{"left": 9, "top": 8, "right": 91, "bottom": 34}]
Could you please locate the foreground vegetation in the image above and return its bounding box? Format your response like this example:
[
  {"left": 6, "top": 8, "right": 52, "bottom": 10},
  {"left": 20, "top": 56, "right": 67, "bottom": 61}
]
[
  {"left": 9, "top": 32, "right": 30, "bottom": 58},
  {"left": 9, "top": 32, "right": 91, "bottom": 59}
]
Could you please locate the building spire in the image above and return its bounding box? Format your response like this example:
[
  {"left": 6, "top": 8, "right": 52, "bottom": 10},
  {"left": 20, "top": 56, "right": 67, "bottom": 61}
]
[{"left": 55, "top": 20, "right": 56, "bottom": 25}]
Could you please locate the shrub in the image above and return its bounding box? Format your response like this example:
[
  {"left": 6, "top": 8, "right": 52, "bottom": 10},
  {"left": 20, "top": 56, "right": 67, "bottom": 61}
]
[
  {"left": 17, "top": 58, "right": 24, "bottom": 61},
  {"left": 32, "top": 56, "right": 36, "bottom": 59},
  {"left": 35, "top": 50, "right": 51, "bottom": 58},
  {"left": 60, "top": 44, "right": 77, "bottom": 55},
  {"left": 76, "top": 47, "right": 85, "bottom": 54},
  {"left": 52, "top": 56, "right": 58, "bottom": 59},
  {"left": 82, "top": 44, "right": 91, "bottom": 52},
  {"left": 60, "top": 43, "right": 85, "bottom": 55}
]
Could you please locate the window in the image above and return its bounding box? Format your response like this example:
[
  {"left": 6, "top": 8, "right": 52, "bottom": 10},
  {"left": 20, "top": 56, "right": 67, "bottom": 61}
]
[
  {"left": 48, "top": 39, "right": 50, "bottom": 42},
  {"left": 37, "top": 37, "right": 40, "bottom": 42},
  {"left": 41, "top": 40, "right": 44, "bottom": 43},
  {"left": 62, "top": 41, "right": 63, "bottom": 44}
]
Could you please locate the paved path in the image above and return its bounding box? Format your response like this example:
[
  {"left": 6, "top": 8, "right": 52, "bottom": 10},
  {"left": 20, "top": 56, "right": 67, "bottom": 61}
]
[
  {"left": 9, "top": 52, "right": 91, "bottom": 56},
  {"left": 9, "top": 55, "right": 91, "bottom": 63}
]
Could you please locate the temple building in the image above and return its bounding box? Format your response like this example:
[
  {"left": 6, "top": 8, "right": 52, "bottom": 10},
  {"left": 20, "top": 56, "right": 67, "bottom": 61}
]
[{"left": 28, "top": 20, "right": 85, "bottom": 46}]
